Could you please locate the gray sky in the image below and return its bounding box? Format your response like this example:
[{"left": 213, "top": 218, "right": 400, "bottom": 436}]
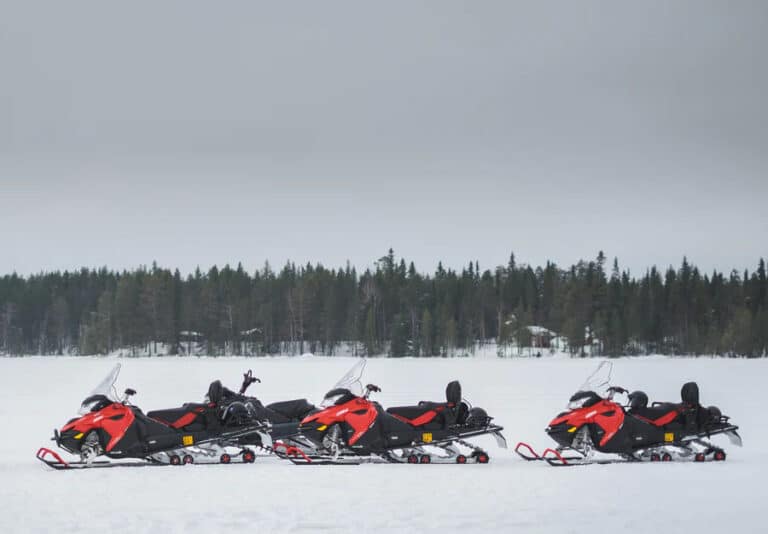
[{"left": 1, "top": 1, "right": 766, "bottom": 277}]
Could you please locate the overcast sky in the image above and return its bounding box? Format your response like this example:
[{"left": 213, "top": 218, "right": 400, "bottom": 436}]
[{"left": 1, "top": 1, "right": 766, "bottom": 277}]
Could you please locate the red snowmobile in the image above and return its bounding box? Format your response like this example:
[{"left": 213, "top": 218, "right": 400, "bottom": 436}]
[
  {"left": 275, "top": 360, "right": 507, "bottom": 465},
  {"left": 515, "top": 362, "right": 742, "bottom": 466},
  {"left": 36, "top": 364, "right": 270, "bottom": 469}
]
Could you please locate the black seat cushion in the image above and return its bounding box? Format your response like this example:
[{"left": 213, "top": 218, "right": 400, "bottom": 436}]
[
  {"left": 266, "top": 399, "right": 316, "bottom": 421},
  {"left": 147, "top": 403, "right": 210, "bottom": 430},
  {"left": 386, "top": 404, "right": 449, "bottom": 429},
  {"left": 387, "top": 405, "right": 434, "bottom": 420},
  {"left": 630, "top": 406, "right": 680, "bottom": 426}
]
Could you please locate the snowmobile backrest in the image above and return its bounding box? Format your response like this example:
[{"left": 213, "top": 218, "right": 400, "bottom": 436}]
[
  {"left": 446, "top": 380, "right": 461, "bottom": 405},
  {"left": 681, "top": 382, "right": 699, "bottom": 405},
  {"left": 628, "top": 390, "right": 648, "bottom": 409},
  {"left": 455, "top": 401, "right": 469, "bottom": 425},
  {"left": 208, "top": 380, "right": 224, "bottom": 405}
]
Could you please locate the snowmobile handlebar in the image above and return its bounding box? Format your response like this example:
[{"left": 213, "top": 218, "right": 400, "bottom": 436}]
[
  {"left": 239, "top": 369, "right": 261, "bottom": 395},
  {"left": 364, "top": 384, "right": 381, "bottom": 398}
]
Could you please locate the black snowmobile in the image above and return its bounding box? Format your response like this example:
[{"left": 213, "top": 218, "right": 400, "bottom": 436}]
[
  {"left": 516, "top": 362, "right": 742, "bottom": 466},
  {"left": 37, "top": 364, "right": 271, "bottom": 470}
]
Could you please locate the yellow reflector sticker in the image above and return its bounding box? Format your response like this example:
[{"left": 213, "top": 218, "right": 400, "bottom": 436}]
[
  {"left": 422, "top": 433, "right": 433, "bottom": 443},
  {"left": 182, "top": 435, "right": 194, "bottom": 446},
  {"left": 664, "top": 432, "right": 674, "bottom": 442},
  {"left": 567, "top": 426, "right": 578, "bottom": 433},
  {"left": 317, "top": 425, "right": 327, "bottom": 431},
  {"left": 74, "top": 432, "right": 84, "bottom": 440}
]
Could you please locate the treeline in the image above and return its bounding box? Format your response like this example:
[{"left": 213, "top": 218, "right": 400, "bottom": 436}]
[{"left": 0, "top": 250, "right": 766, "bottom": 357}]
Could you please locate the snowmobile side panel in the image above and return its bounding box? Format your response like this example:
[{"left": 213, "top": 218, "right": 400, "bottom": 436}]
[{"left": 61, "top": 403, "right": 136, "bottom": 452}]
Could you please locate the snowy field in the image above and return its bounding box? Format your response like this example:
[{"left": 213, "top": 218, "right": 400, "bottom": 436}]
[{"left": 0, "top": 355, "right": 764, "bottom": 533}]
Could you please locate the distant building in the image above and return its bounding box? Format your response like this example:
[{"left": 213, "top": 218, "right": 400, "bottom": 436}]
[{"left": 525, "top": 326, "right": 556, "bottom": 348}]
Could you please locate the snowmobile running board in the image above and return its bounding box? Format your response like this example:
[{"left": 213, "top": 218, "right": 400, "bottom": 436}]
[
  {"left": 36, "top": 446, "right": 263, "bottom": 470},
  {"left": 274, "top": 426, "right": 504, "bottom": 466},
  {"left": 37, "top": 448, "right": 161, "bottom": 470},
  {"left": 38, "top": 423, "right": 272, "bottom": 470},
  {"left": 515, "top": 440, "right": 733, "bottom": 467},
  {"left": 279, "top": 450, "right": 492, "bottom": 466},
  {"left": 515, "top": 421, "right": 741, "bottom": 467}
]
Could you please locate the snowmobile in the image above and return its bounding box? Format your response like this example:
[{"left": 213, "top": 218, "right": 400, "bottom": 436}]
[
  {"left": 515, "top": 362, "right": 742, "bottom": 466},
  {"left": 36, "top": 364, "right": 271, "bottom": 470},
  {"left": 274, "top": 359, "right": 507, "bottom": 465}
]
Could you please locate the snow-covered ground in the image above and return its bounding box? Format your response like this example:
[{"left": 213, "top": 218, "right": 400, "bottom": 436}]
[{"left": 0, "top": 356, "right": 764, "bottom": 533}]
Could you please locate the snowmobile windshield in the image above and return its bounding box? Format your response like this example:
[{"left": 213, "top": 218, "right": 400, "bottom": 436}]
[
  {"left": 330, "top": 359, "right": 366, "bottom": 397},
  {"left": 78, "top": 363, "right": 122, "bottom": 415}
]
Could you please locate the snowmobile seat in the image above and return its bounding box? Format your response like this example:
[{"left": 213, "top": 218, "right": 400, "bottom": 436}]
[
  {"left": 385, "top": 380, "right": 464, "bottom": 429},
  {"left": 644, "top": 382, "right": 704, "bottom": 431},
  {"left": 266, "top": 399, "right": 317, "bottom": 422},
  {"left": 386, "top": 405, "right": 435, "bottom": 421},
  {"left": 147, "top": 404, "right": 213, "bottom": 431},
  {"left": 627, "top": 389, "right": 680, "bottom": 426},
  {"left": 630, "top": 405, "right": 680, "bottom": 427},
  {"left": 386, "top": 405, "right": 449, "bottom": 430}
]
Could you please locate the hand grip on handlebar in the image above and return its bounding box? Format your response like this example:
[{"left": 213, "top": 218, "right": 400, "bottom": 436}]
[{"left": 366, "top": 384, "right": 381, "bottom": 393}]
